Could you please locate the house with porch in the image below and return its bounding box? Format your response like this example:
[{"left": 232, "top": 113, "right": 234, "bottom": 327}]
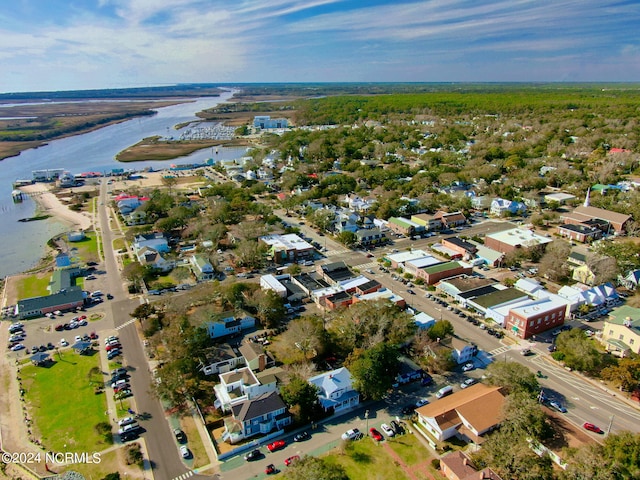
[
  {"left": 602, "top": 305, "right": 640, "bottom": 357},
  {"left": 308, "top": 367, "right": 360, "bottom": 415},
  {"left": 223, "top": 391, "right": 292, "bottom": 444},
  {"left": 214, "top": 367, "right": 278, "bottom": 413},
  {"left": 204, "top": 311, "right": 256, "bottom": 340}
]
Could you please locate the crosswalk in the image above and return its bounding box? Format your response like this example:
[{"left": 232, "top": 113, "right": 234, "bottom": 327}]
[
  {"left": 323, "top": 248, "right": 351, "bottom": 257},
  {"left": 488, "top": 345, "right": 511, "bottom": 356},
  {"left": 115, "top": 318, "right": 137, "bottom": 330},
  {"left": 171, "top": 471, "right": 194, "bottom": 480}
]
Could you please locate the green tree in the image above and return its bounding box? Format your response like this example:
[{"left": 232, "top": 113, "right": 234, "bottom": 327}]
[
  {"left": 336, "top": 230, "right": 357, "bottom": 247},
  {"left": 161, "top": 175, "right": 178, "bottom": 195},
  {"left": 600, "top": 357, "right": 640, "bottom": 392},
  {"left": 555, "top": 328, "right": 603, "bottom": 373},
  {"left": 254, "top": 289, "right": 286, "bottom": 328},
  {"left": 279, "top": 375, "right": 321, "bottom": 424},
  {"left": 485, "top": 361, "right": 539, "bottom": 396},
  {"left": 346, "top": 342, "right": 400, "bottom": 400},
  {"left": 130, "top": 303, "right": 156, "bottom": 322},
  {"left": 281, "top": 456, "right": 348, "bottom": 480},
  {"left": 427, "top": 320, "right": 454, "bottom": 341}
]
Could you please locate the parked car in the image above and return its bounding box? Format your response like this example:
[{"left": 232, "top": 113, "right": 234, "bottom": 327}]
[
  {"left": 583, "top": 422, "right": 604, "bottom": 434},
  {"left": 244, "top": 449, "right": 261, "bottom": 461},
  {"left": 118, "top": 417, "right": 137, "bottom": 427},
  {"left": 381, "top": 423, "right": 395, "bottom": 437},
  {"left": 55, "top": 324, "right": 64, "bottom": 331},
  {"left": 341, "top": 428, "right": 362, "bottom": 441},
  {"left": 10, "top": 343, "right": 25, "bottom": 351},
  {"left": 111, "top": 368, "right": 127, "bottom": 377},
  {"left": 461, "top": 378, "right": 478, "bottom": 389},
  {"left": 46, "top": 342, "right": 55, "bottom": 350},
  {"left": 390, "top": 420, "right": 403, "bottom": 435},
  {"left": 115, "top": 389, "right": 132, "bottom": 399},
  {"left": 267, "top": 440, "right": 286, "bottom": 452},
  {"left": 293, "top": 431, "right": 310, "bottom": 442},
  {"left": 284, "top": 455, "right": 300, "bottom": 466},
  {"left": 369, "top": 428, "right": 383, "bottom": 442},
  {"left": 107, "top": 349, "right": 121, "bottom": 359},
  {"left": 462, "top": 362, "right": 475, "bottom": 372},
  {"left": 415, "top": 398, "right": 429, "bottom": 408},
  {"left": 60, "top": 339, "right": 69, "bottom": 347},
  {"left": 265, "top": 464, "right": 276, "bottom": 475},
  {"left": 179, "top": 445, "right": 190, "bottom": 458}
]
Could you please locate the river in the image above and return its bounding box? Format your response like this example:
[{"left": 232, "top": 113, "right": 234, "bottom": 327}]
[{"left": 0, "top": 89, "right": 249, "bottom": 278}]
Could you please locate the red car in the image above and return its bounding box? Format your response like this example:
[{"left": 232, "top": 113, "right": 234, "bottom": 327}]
[
  {"left": 369, "top": 427, "right": 383, "bottom": 442},
  {"left": 583, "top": 422, "right": 604, "bottom": 434},
  {"left": 265, "top": 464, "right": 276, "bottom": 475},
  {"left": 267, "top": 440, "right": 285, "bottom": 452},
  {"left": 284, "top": 455, "right": 300, "bottom": 466},
  {"left": 106, "top": 344, "right": 121, "bottom": 352}
]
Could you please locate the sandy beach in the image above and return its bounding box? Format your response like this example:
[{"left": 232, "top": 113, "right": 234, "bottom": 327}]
[{"left": 19, "top": 183, "right": 93, "bottom": 231}]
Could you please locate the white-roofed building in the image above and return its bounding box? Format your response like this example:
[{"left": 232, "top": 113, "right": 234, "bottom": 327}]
[
  {"left": 484, "top": 228, "right": 553, "bottom": 254},
  {"left": 260, "top": 233, "right": 314, "bottom": 264},
  {"left": 404, "top": 255, "right": 442, "bottom": 276},
  {"left": 414, "top": 312, "right": 436, "bottom": 330},
  {"left": 352, "top": 288, "right": 406, "bottom": 308},
  {"left": 386, "top": 249, "right": 430, "bottom": 269},
  {"left": 260, "top": 274, "right": 289, "bottom": 298}
]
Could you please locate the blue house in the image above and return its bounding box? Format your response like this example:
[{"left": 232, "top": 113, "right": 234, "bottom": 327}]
[
  {"left": 308, "top": 367, "right": 360, "bottom": 415},
  {"left": 224, "top": 391, "right": 292, "bottom": 443}
]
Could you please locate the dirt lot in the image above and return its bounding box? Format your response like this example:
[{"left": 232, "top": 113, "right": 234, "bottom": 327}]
[{"left": 543, "top": 406, "right": 597, "bottom": 452}]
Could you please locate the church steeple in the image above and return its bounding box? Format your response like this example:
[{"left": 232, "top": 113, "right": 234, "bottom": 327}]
[{"left": 584, "top": 187, "right": 591, "bottom": 207}]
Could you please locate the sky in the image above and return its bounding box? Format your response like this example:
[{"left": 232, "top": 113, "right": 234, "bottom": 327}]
[{"left": 1, "top": 0, "right": 640, "bottom": 93}]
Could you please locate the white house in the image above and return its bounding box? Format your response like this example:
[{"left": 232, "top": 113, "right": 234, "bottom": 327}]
[
  {"left": 308, "top": 367, "right": 360, "bottom": 415},
  {"left": 214, "top": 367, "right": 277, "bottom": 412},
  {"left": 205, "top": 311, "right": 256, "bottom": 339}
]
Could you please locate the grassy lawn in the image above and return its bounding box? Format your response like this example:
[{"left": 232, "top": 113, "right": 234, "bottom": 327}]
[
  {"left": 21, "top": 350, "right": 110, "bottom": 452},
  {"left": 70, "top": 232, "right": 99, "bottom": 263},
  {"left": 15, "top": 273, "right": 51, "bottom": 299},
  {"left": 112, "top": 237, "right": 126, "bottom": 252},
  {"left": 322, "top": 438, "right": 410, "bottom": 480},
  {"left": 180, "top": 414, "right": 210, "bottom": 469},
  {"left": 387, "top": 433, "right": 426, "bottom": 465}
]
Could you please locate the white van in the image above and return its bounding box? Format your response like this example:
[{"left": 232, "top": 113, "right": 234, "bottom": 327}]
[
  {"left": 92, "top": 291, "right": 103, "bottom": 297},
  {"left": 436, "top": 385, "right": 453, "bottom": 399}
]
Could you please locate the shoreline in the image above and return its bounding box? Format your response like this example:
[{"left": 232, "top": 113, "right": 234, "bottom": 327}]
[{"left": 19, "top": 183, "right": 93, "bottom": 232}]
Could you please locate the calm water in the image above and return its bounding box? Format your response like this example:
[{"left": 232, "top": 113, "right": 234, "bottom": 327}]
[{"left": 0, "top": 90, "right": 248, "bottom": 278}]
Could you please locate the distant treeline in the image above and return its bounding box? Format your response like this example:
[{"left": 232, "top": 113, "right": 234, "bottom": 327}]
[{"left": 0, "top": 83, "right": 223, "bottom": 101}]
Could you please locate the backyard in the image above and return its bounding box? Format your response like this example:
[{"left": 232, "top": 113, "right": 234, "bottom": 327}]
[{"left": 69, "top": 231, "right": 99, "bottom": 263}]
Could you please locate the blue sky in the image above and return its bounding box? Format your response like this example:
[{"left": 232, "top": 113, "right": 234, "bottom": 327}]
[{"left": 1, "top": 0, "right": 639, "bottom": 92}]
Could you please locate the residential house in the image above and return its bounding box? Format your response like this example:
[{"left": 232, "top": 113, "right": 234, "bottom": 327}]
[
  {"left": 190, "top": 254, "right": 215, "bottom": 281},
  {"left": 124, "top": 210, "right": 148, "bottom": 226},
  {"left": 484, "top": 228, "right": 552, "bottom": 254},
  {"left": 440, "top": 451, "right": 502, "bottom": 480},
  {"left": 411, "top": 213, "right": 443, "bottom": 232},
  {"left": 471, "top": 195, "right": 492, "bottom": 211},
  {"left": 619, "top": 269, "right": 640, "bottom": 290},
  {"left": 560, "top": 205, "right": 631, "bottom": 234},
  {"left": 415, "top": 383, "right": 506, "bottom": 442},
  {"left": 490, "top": 198, "right": 526, "bottom": 217},
  {"left": 214, "top": 367, "right": 278, "bottom": 413},
  {"left": 355, "top": 227, "right": 387, "bottom": 247},
  {"left": 448, "top": 337, "right": 477, "bottom": 364},
  {"left": 134, "top": 232, "right": 170, "bottom": 253},
  {"left": 414, "top": 312, "right": 436, "bottom": 330},
  {"left": 238, "top": 342, "right": 275, "bottom": 372},
  {"left": 308, "top": 367, "right": 360, "bottom": 415},
  {"left": 572, "top": 256, "right": 617, "bottom": 286},
  {"left": 434, "top": 211, "right": 467, "bottom": 228},
  {"left": 200, "top": 345, "right": 244, "bottom": 376},
  {"left": 333, "top": 211, "right": 359, "bottom": 233},
  {"left": 204, "top": 311, "right": 256, "bottom": 340},
  {"left": 136, "top": 247, "right": 173, "bottom": 273},
  {"left": 224, "top": 391, "right": 292, "bottom": 443},
  {"left": 601, "top": 305, "right": 640, "bottom": 356}
]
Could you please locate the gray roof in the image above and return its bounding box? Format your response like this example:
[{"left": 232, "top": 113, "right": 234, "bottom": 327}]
[
  {"left": 18, "top": 287, "right": 84, "bottom": 313},
  {"left": 231, "top": 391, "right": 287, "bottom": 422}
]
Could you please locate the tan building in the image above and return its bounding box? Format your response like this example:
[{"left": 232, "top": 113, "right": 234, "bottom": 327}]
[
  {"left": 560, "top": 205, "right": 631, "bottom": 234},
  {"left": 602, "top": 305, "right": 640, "bottom": 357},
  {"left": 415, "top": 383, "right": 506, "bottom": 442}
]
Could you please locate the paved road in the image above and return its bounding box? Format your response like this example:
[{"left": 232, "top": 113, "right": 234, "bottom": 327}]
[{"left": 97, "top": 180, "right": 201, "bottom": 480}]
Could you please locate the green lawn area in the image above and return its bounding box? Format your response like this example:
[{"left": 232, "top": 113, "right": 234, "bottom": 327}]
[
  {"left": 322, "top": 438, "right": 410, "bottom": 480},
  {"left": 21, "top": 350, "right": 110, "bottom": 452},
  {"left": 314, "top": 431, "right": 436, "bottom": 480},
  {"left": 70, "top": 232, "right": 99, "bottom": 263},
  {"left": 15, "top": 273, "right": 51, "bottom": 299},
  {"left": 112, "top": 237, "right": 126, "bottom": 252}
]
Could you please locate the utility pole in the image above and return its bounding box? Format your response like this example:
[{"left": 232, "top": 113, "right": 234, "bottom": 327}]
[{"left": 607, "top": 415, "right": 615, "bottom": 435}]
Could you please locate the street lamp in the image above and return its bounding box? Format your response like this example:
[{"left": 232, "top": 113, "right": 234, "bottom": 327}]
[{"left": 365, "top": 410, "right": 369, "bottom": 431}]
